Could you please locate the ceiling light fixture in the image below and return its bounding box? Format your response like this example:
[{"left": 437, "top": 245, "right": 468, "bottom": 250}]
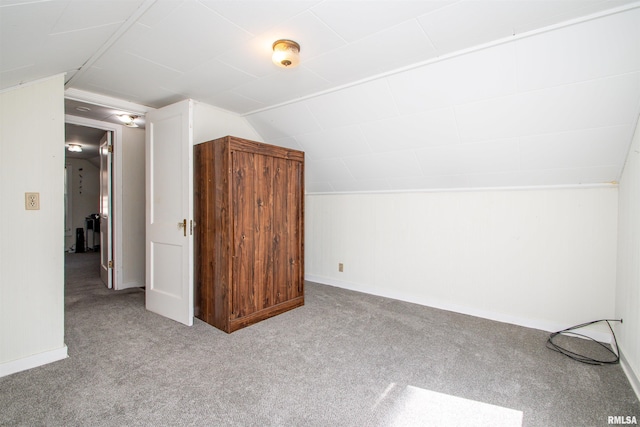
[
  {"left": 272, "top": 39, "right": 300, "bottom": 68},
  {"left": 117, "top": 114, "right": 139, "bottom": 128},
  {"left": 67, "top": 144, "right": 83, "bottom": 153}
]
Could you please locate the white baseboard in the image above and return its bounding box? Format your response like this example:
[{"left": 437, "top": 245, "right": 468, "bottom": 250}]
[
  {"left": 620, "top": 351, "right": 640, "bottom": 401},
  {"left": 118, "top": 280, "right": 145, "bottom": 290},
  {"left": 0, "top": 346, "right": 68, "bottom": 378},
  {"left": 305, "top": 274, "right": 614, "bottom": 343}
]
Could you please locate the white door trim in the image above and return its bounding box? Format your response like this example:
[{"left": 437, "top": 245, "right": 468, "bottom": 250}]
[{"left": 99, "top": 133, "right": 113, "bottom": 289}]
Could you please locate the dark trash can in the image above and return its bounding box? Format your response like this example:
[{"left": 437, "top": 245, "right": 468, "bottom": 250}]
[{"left": 75, "top": 228, "right": 85, "bottom": 253}]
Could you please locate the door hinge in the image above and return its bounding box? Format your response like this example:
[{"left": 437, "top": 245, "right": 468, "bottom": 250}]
[
  {"left": 108, "top": 145, "right": 114, "bottom": 153},
  {"left": 108, "top": 260, "right": 114, "bottom": 269}
]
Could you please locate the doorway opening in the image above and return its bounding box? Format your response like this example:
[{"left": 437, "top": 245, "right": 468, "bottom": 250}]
[
  {"left": 64, "top": 122, "right": 112, "bottom": 288},
  {"left": 64, "top": 96, "right": 147, "bottom": 299}
]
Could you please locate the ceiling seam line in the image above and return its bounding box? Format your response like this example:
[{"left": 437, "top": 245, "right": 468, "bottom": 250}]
[
  {"left": 308, "top": 9, "right": 350, "bottom": 45},
  {"left": 240, "top": 2, "right": 640, "bottom": 117},
  {"left": 64, "top": 0, "right": 157, "bottom": 89},
  {"left": 49, "top": 21, "right": 124, "bottom": 37},
  {"left": 616, "top": 94, "right": 640, "bottom": 180}
]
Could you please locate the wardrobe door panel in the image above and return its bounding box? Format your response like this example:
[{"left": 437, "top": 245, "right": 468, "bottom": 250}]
[
  {"left": 231, "top": 150, "right": 256, "bottom": 319},
  {"left": 286, "top": 159, "right": 304, "bottom": 300}
]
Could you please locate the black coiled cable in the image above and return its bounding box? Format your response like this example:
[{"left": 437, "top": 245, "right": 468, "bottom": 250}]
[{"left": 546, "top": 319, "right": 622, "bottom": 365}]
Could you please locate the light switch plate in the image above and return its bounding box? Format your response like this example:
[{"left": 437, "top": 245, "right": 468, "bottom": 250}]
[{"left": 25, "top": 192, "right": 40, "bottom": 210}]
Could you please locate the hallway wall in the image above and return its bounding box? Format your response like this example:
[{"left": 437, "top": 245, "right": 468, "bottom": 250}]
[
  {"left": 0, "top": 75, "right": 67, "bottom": 376},
  {"left": 64, "top": 157, "right": 99, "bottom": 252}
]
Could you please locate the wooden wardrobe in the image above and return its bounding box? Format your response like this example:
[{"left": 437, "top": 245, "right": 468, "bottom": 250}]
[{"left": 194, "top": 136, "right": 304, "bottom": 333}]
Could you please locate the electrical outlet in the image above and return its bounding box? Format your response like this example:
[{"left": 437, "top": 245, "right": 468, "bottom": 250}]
[
  {"left": 338, "top": 263, "right": 344, "bottom": 272},
  {"left": 25, "top": 192, "right": 40, "bottom": 210}
]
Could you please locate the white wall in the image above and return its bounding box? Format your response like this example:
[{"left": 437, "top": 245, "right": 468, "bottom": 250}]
[
  {"left": 0, "top": 75, "right": 67, "bottom": 376},
  {"left": 121, "top": 126, "right": 145, "bottom": 288},
  {"left": 64, "top": 157, "right": 100, "bottom": 251},
  {"left": 305, "top": 187, "right": 618, "bottom": 336},
  {"left": 193, "top": 100, "right": 263, "bottom": 144},
  {"left": 616, "top": 118, "right": 640, "bottom": 397}
]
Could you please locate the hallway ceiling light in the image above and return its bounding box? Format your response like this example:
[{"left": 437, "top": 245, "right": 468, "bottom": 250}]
[
  {"left": 272, "top": 39, "right": 300, "bottom": 68},
  {"left": 117, "top": 114, "right": 139, "bottom": 127},
  {"left": 67, "top": 144, "right": 82, "bottom": 153}
]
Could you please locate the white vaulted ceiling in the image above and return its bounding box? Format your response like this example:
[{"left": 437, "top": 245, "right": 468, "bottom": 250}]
[{"left": 1, "top": 0, "right": 639, "bottom": 192}]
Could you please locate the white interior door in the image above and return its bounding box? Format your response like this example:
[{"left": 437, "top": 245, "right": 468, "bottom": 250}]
[
  {"left": 145, "top": 100, "right": 194, "bottom": 326},
  {"left": 99, "top": 132, "right": 113, "bottom": 289}
]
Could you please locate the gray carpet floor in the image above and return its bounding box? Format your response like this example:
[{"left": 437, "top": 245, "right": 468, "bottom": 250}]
[{"left": 1, "top": 252, "right": 638, "bottom": 426}]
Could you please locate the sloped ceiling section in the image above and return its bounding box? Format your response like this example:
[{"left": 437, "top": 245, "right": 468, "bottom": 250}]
[
  {"left": 246, "top": 8, "right": 640, "bottom": 193},
  {"left": 1, "top": 0, "right": 639, "bottom": 193}
]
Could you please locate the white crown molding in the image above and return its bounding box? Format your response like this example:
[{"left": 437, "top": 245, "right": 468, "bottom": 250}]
[{"left": 64, "top": 88, "right": 152, "bottom": 116}]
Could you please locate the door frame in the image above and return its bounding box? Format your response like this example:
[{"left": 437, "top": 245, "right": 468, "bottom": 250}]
[
  {"left": 99, "top": 132, "right": 114, "bottom": 289},
  {"left": 65, "top": 114, "right": 123, "bottom": 290}
]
